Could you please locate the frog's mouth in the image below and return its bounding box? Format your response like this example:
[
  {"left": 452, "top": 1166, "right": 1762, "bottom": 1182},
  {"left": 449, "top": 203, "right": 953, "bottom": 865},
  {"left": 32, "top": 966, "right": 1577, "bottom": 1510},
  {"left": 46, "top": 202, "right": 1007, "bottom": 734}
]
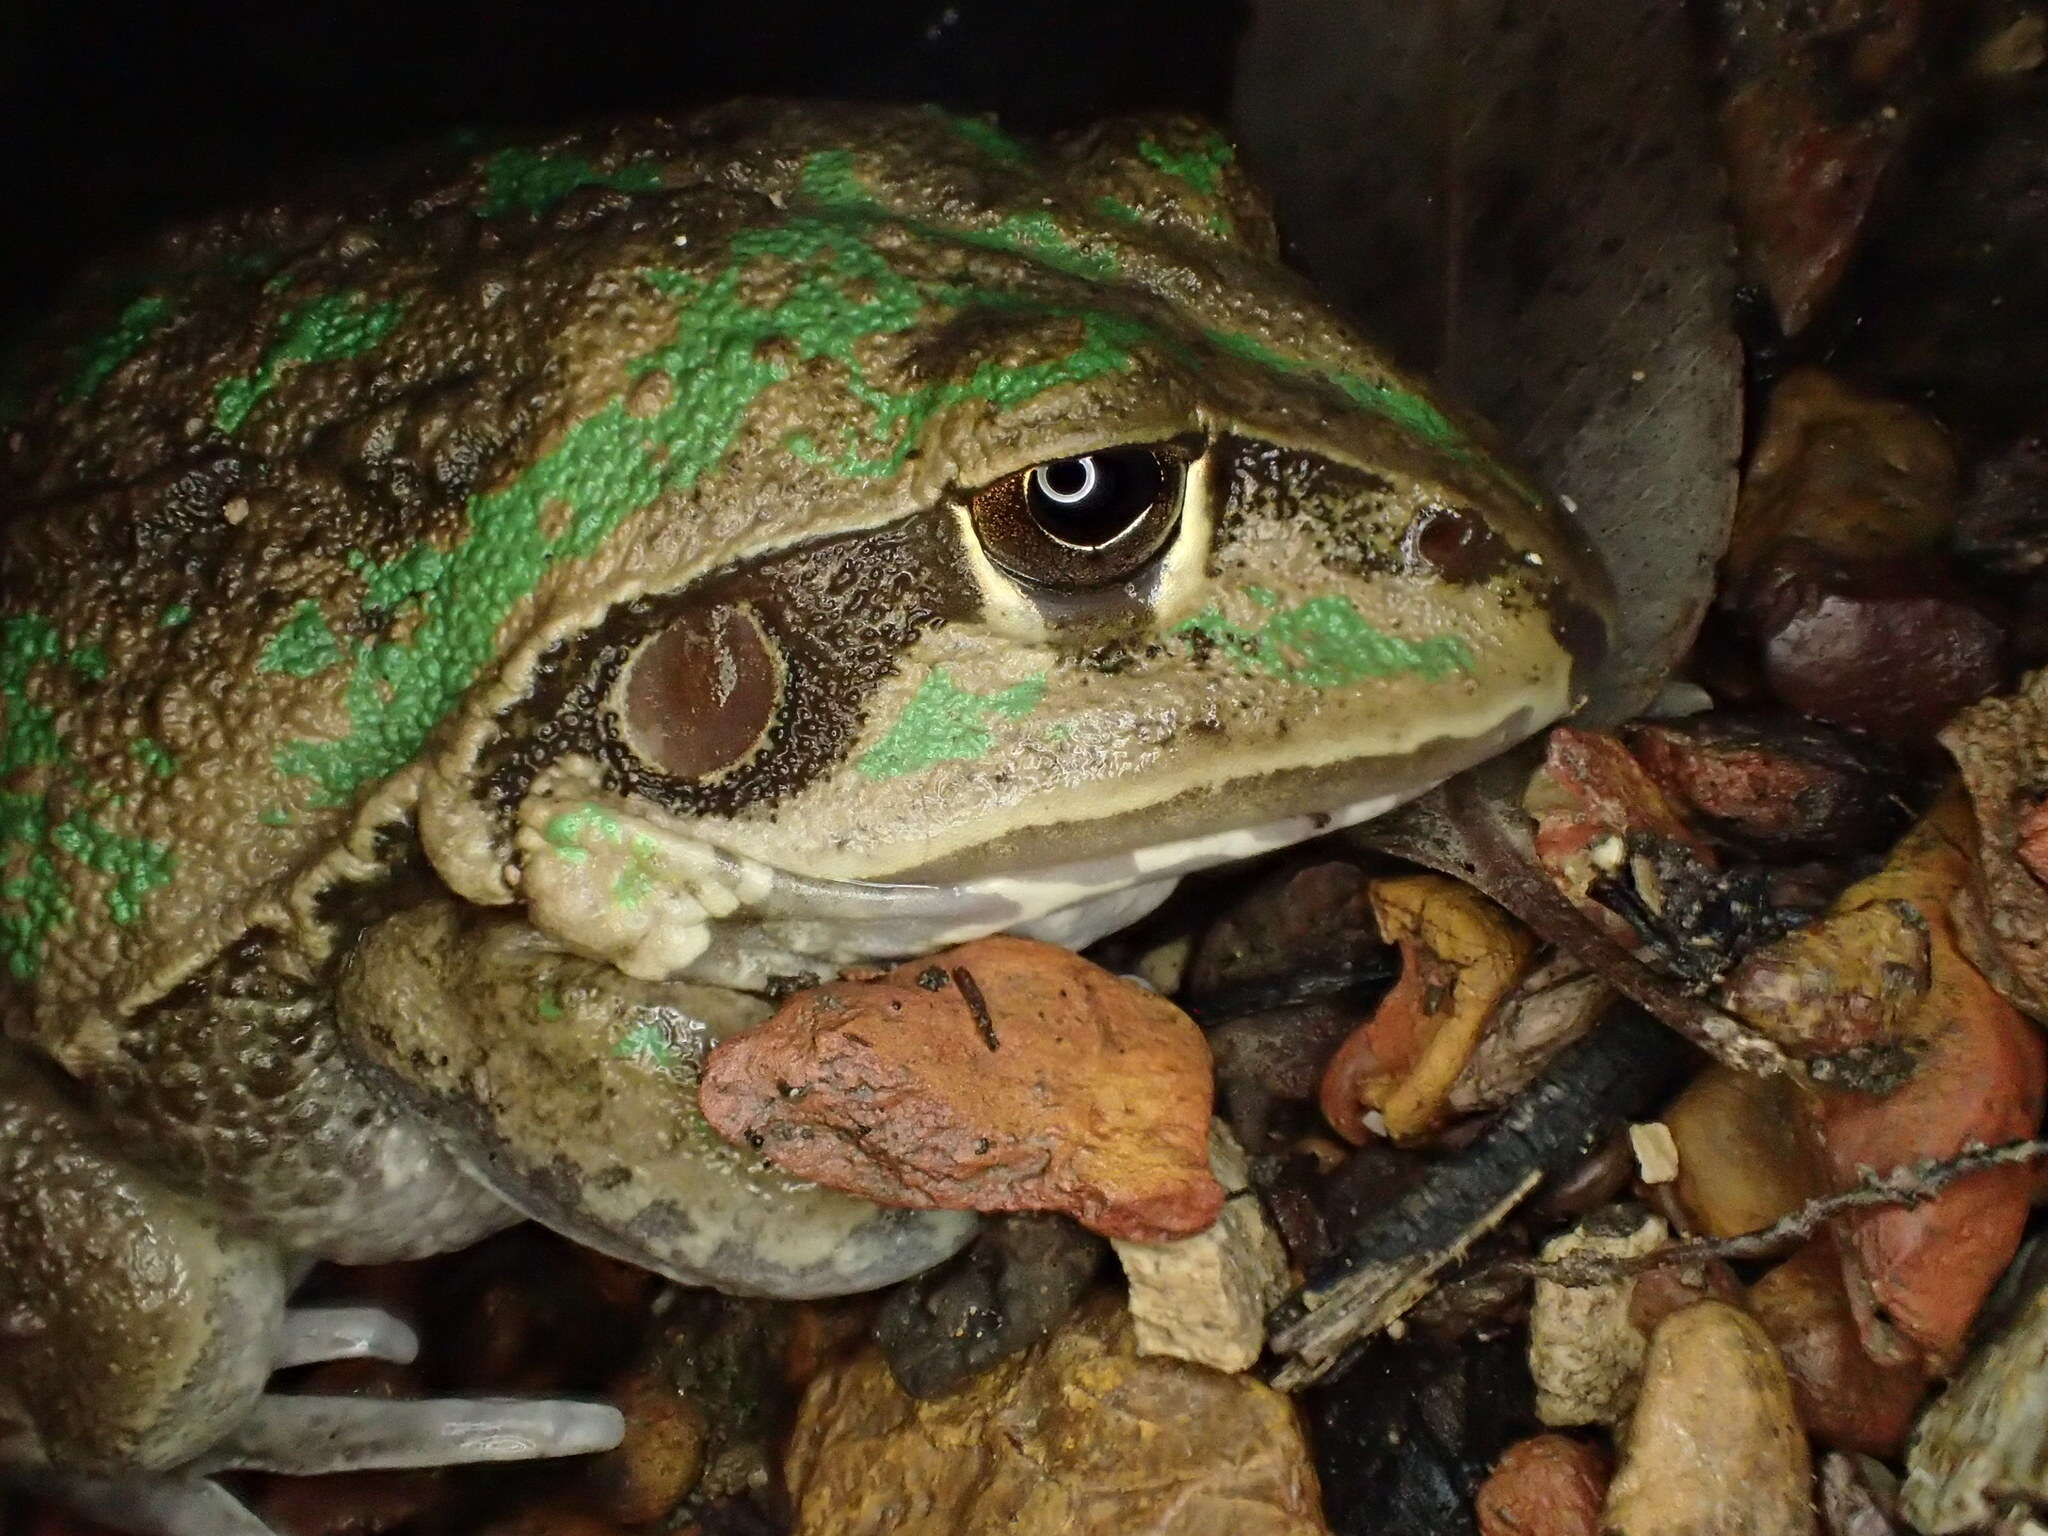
[{"left": 672, "top": 703, "right": 1538, "bottom": 983}]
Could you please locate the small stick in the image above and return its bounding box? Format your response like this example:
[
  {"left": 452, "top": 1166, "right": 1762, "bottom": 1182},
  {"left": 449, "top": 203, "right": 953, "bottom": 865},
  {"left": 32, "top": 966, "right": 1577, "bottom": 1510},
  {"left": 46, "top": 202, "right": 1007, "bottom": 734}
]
[
  {"left": 1500, "top": 1137, "right": 2048, "bottom": 1289},
  {"left": 952, "top": 967, "right": 999, "bottom": 1052}
]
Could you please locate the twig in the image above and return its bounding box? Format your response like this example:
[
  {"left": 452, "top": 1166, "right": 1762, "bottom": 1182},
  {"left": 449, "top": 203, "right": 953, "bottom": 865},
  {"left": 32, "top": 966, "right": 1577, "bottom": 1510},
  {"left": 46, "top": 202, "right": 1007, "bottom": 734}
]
[
  {"left": 1501, "top": 1138, "right": 2048, "bottom": 1289},
  {"left": 1265, "top": 1003, "right": 1693, "bottom": 1391}
]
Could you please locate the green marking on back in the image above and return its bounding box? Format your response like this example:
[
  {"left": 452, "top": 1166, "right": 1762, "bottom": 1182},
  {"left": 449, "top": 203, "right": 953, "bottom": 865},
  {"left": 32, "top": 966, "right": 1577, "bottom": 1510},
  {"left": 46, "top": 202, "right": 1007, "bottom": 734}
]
[
  {"left": 215, "top": 291, "right": 409, "bottom": 433},
  {"left": 1180, "top": 595, "right": 1474, "bottom": 688},
  {"left": 1138, "top": 133, "right": 1235, "bottom": 198},
  {"left": 259, "top": 601, "right": 345, "bottom": 679},
  {"left": 858, "top": 668, "right": 1048, "bottom": 781},
  {"left": 128, "top": 739, "right": 178, "bottom": 779},
  {"left": 1, "top": 614, "right": 177, "bottom": 980},
  {"left": 932, "top": 108, "right": 1032, "bottom": 165},
  {"left": 63, "top": 295, "right": 173, "bottom": 403},
  {"left": 479, "top": 148, "right": 665, "bottom": 218},
  {"left": 537, "top": 986, "right": 565, "bottom": 1022},
  {"left": 159, "top": 604, "right": 193, "bottom": 629}
]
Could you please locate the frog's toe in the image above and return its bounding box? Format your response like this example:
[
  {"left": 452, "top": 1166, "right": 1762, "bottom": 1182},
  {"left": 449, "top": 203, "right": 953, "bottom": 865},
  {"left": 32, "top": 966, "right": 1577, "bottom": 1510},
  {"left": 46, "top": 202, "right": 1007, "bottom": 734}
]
[
  {"left": 274, "top": 1306, "right": 419, "bottom": 1368},
  {"left": 20, "top": 1468, "right": 277, "bottom": 1536},
  {"left": 197, "top": 1393, "right": 625, "bottom": 1475}
]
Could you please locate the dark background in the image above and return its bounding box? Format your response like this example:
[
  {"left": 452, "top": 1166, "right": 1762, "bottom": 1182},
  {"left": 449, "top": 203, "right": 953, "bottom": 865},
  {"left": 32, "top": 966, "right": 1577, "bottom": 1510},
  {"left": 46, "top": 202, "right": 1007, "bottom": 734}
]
[{"left": 1, "top": 0, "right": 1245, "bottom": 340}]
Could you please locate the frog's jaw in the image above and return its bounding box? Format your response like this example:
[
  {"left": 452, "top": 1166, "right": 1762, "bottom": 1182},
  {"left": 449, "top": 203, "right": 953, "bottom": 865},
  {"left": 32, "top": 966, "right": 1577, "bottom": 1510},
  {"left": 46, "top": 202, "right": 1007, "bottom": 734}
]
[{"left": 507, "top": 699, "right": 1533, "bottom": 991}]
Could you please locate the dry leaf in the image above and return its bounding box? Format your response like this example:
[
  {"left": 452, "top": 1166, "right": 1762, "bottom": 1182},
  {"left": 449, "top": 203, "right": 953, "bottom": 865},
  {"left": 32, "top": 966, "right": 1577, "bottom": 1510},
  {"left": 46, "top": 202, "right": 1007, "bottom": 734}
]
[{"left": 1318, "top": 874, "right": 1536, "bottom": 1142}]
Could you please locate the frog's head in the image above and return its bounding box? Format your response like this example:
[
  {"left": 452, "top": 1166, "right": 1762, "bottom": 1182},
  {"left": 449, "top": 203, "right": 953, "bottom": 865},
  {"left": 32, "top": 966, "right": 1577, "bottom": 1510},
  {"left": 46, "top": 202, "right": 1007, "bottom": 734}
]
[{"left": 406, "top": 104, "right": 1611, "bottom": 983}]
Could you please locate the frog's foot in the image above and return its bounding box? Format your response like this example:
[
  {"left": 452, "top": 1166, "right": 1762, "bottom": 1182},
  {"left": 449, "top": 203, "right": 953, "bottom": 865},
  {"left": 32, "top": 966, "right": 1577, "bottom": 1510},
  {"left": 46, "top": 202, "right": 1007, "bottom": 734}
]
[
  {"left": 196, "top": 1394, "right": 625, "bottom": 1475},
  {"left": 275, "top": 1305, "right": 420, "bottom": 1368},
  {"left": 0, "top": 1048, "right": 624, "bottom": 1536},
  {"left": 28, "top": 1390, "right": 625, "bottom": 1534}
]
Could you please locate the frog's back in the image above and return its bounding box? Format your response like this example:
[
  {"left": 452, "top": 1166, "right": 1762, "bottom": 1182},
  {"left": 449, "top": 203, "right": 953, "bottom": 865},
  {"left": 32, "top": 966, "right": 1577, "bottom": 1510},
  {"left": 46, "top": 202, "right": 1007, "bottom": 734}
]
[{"left": 0, "top": 100, "right": 1319, "bottom": 1061}]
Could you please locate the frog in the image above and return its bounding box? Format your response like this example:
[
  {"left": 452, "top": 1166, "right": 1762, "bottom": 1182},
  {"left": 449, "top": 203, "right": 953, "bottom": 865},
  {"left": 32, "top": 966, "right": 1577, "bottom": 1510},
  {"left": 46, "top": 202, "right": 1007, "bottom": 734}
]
[{"left": 0, "top": 100, "right": 1610, "bottom": 1531}]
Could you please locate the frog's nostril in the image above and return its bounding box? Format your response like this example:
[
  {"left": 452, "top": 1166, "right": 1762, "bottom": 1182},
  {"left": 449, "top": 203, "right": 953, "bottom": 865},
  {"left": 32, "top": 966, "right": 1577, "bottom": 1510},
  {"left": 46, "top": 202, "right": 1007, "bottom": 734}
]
[{"left": 1404, "top": 505, "right": 1512, "bottom": 584}]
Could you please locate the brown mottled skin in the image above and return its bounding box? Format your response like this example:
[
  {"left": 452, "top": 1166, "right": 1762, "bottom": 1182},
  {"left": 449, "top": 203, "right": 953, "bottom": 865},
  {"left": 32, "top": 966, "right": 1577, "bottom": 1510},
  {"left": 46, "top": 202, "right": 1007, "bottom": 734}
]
[{"left": 0, "top": 101, "right": 1607, "bottom": 1502}]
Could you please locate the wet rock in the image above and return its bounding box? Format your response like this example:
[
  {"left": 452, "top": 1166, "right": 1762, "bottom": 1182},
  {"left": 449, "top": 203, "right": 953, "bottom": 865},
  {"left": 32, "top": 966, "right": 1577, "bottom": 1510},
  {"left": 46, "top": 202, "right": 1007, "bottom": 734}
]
[
  {"left": 1625, "top": 713, "right": 1913, "bottom": 860},
  {"left": 1725, "top": 370, "right": 1958, "bottom": 592},
  {"left": 1810, "top": 795, "right": 2047, "bottom": 1366},
  {"left": 1744, "top": 544, "right": 2008, "bottom": 742},
  {"left": 584, "top": 1366, "right": 710, "bottom": 1526},
  {"left": 700, "top": 936, "right": 1223, "bottom": 1241},
  {"left": 642, "top": 1292, "right": 794, "bottom": 1506},
  {"left": 1113, "top": 1123, "right": 1291, "bottom": 1373},
  {"left": 1476, "top": 1434, "right": 1609, "bottom": 1536},
  {"left": 1627, "top": 1257, "right": 1746, "bottom": 1338},
  {"left": 1943, "top": 667, "right": 2048, "bottom": 1020},
  {"left": 786, "top": 1293, "right": 1331, "bottom": 1536},
  {"left": 250, "top": 1468, "right": 447, "bottom": 1536},
  {"left": 1956, "top": 424, "right": 2048, "bottom": 580},
  {"left": 1603, "top": 1301, "right": 1816, "bottom": 1536},
  {"left": 1308, "top": 1329, "right": 1538, "bottom": 1536},
  {"left": 1531, "top": 1133, "right": 1637, "bottom": 1225},
  {"left": 1818, "top": 1453, "right": 1906, "bottom": 1536},
  {"left": 1525, "top": 729, "right": 1794, "bottom": 987},
  {"left": 1721, "top": 900, "right": 1932, "bottom": 1064},
  {"left": 431, "top": 1226, "right": 647, "bottom": 1397},
  {"left": 1527, "top": 727, "right": 1719, "bottom": 955},
  {"left": 1662, "top": 1065, "right": 1826, "bottom": 1238},
  {"left": 1747, "top": 1241, "right": 1928, "bottom": 1458},
  {"left": 1528, "top": 1208, "right": 1666, "bottom": 1426},
  {"left": 1902, "top": 1267, "right": 2048, "bottom": 1531},
  {"left": 1710, "top": 4, "right": 1927, "bottom": 333},
  {"left": 1318, "top": 874, "right": 1536, "bottom": 1142},
  {"left": 1184, "top": 858, "right": 1390, "bottom": 1017},
  {"left": 873, "top": 1213, "right": 1104, "bottom": 1400},
  {"left": 1210, "top": 1000, "right": 1363, "bottom": 1152}
]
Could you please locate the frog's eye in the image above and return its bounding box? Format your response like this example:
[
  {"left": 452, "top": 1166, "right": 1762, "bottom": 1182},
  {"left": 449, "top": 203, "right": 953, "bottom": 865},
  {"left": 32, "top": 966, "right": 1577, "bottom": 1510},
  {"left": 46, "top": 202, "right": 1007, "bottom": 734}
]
[{"left": 969, "top": 447, "right": 1183, "bottom": 589}]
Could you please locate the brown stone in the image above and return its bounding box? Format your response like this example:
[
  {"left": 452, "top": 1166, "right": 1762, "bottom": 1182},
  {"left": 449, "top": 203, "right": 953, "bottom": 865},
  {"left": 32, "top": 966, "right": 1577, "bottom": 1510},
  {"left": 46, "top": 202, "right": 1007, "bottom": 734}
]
[
  {"left": 1746, "top": 1241, "right": 1929, "bottom": 1457},
  {"left": 1625, "top": 713, "right": 1909, "bottom": 860},
  {"left": 1603, "top": 1301, "right": 1816, "bottom": 1536},
  {"left": 1943, "top": 668, "right": 2048, "bottom": 1020},
  {"left": 1808, "top": 793, "right": 2047, "bottom": 1366},
  {"left": 584, "top": 1367, "right": 709, "bottom": 1526},
  {"left": 699, "top": 937, "right": 1222, "bottom": 1241},
  {"left": 1662, "top": 1065, "right": 1826, "bottom": 1238},
  {"left": 784, "top": 1293, "right": 1330, "bottom": 1536},
  {"left": 1725, "top": 370, "right": 1957, "bottom": 588},
  {"left": 1476, "top": 1434, "right": 1609, "bottom": 1536},
  {"left": 1745, "top": 545, "right": 2007, "bottom": 742},
  {"left": 1529, "top": 1210, "right": 1667, "bottom": 1426}
]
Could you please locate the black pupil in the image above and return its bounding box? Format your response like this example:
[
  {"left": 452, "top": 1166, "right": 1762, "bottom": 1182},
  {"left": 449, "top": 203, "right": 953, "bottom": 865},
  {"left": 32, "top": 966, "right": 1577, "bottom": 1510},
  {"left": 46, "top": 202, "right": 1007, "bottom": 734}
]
[{"left": 1026, "top": 450, "right": 1163, "bottom": 547}]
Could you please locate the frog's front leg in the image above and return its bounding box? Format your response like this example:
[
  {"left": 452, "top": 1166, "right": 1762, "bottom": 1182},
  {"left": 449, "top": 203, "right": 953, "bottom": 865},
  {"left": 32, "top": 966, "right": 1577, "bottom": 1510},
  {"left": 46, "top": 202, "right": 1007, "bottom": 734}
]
[
  {"left": 336, "top": 898, "right": 979, "bottom": 1297},
  {"left": 0, "top": 1045, "right": 623, "bottom": 1536}
]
